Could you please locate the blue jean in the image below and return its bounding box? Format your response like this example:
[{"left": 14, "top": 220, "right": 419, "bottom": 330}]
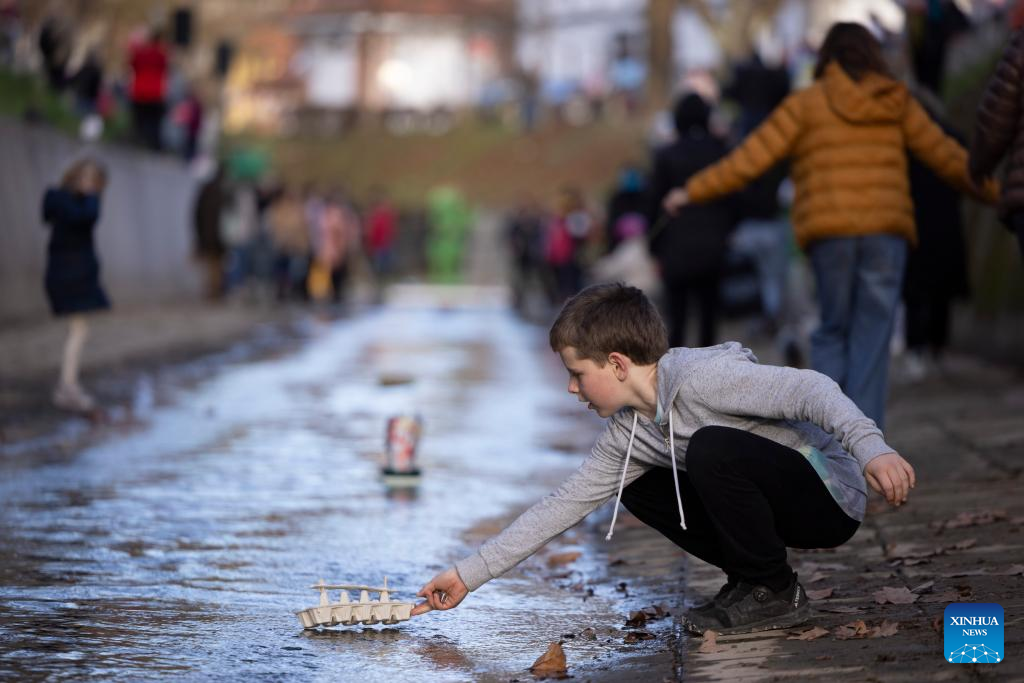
[
  {"left": 808, "top": 235, "right": 907, "bottom": 430},
  {"left": 730, "top": 218, "right": 791, "bottom": 321}
]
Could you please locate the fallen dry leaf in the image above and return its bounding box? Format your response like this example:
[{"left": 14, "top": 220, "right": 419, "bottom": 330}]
[
  {"left": 819, "top": 605, "right": 863, "bottom": 614},
  {"left": 816, "top": 655, "right": 833, "bottom": 661},
  {"left": 698, "top": 630, "right": 720, "bottom": 654},
  {"left": 580, "top": 627, "right": 597, "bottom": 641},
  {"left": 869, "top": 620, "right": 899, "bottom": 638},
  {"left": 909, "top": 580, "right": 934, "bottom": 594},
  {"left": 529, "top": 642, "right": 567, "bottom": 678},
  {"left": 873, "top": 586, "right": 919, "bottom": 605},
  {"left": 920, "top": 590, "right": 959, "bottom": 604},
  {"left": 625, "top": 611, "right": 648, "bottom": 628},
  {"left": 624, "top": 631, "right": 656, "bottom": 644},
  {"left": 834, "top": 620, "right": 870, "bottom": 640},
  {"left": 932, "top": 510, "right": 1007, "bottom": 532},
  {"left": 806, "top": 587, "right": 834, "bottom": 600},
  {"left": 546, "top": 551, "right": 581, "bottom": 568},
  {"left": 641, "top": 604, "right": 671, "bottom": 620},
  {"left": 941, "top": 564, "right": 1024, "bottom": 578},
  {"left": 788, "top": 626, "right": 830, "bottom": 641},
  {"left": 951, "top": 538, "right": 977, "bottom": 551},
  {"left": 807, "top": 571, "right": 828, "bottom": 583}
]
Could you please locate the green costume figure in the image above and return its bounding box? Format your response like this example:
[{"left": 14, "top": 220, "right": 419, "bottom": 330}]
[{"left": 426, "top": 186, "right": 472, "bottom": 284}]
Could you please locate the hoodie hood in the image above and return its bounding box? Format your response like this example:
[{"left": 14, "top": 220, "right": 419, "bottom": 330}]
[
  {"left": 656, "top": 343, "right": 758, "bottom": 418},
  {"left": 821, "top": 62, "right": 907, "bottom": 125}
]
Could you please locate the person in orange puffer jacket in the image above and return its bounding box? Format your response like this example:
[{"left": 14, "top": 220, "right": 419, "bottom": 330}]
[{"left": 663, "top": 23, "right": 998, "bottom": 430}]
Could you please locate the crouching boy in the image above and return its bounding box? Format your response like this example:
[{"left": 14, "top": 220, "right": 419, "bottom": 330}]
[{"left": 413, "top": 283, "right": 915, "bottom": 635}]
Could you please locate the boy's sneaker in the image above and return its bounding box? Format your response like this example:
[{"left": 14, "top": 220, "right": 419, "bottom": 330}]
[
  {"left": 683, "top": 574, "right": 809, "bottom": 635},
  {"left": 691, "top": 580, "right": 738, "bottom": 614}
]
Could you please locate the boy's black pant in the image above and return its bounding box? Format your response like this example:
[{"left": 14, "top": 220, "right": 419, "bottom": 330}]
[{"left": 621, "top": 426, "right": 859, "bottom": 593}]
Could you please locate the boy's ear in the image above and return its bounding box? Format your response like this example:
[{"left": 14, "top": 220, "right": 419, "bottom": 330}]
[{"left": 607, "top": 352, "right": 630, "bottom": 380}]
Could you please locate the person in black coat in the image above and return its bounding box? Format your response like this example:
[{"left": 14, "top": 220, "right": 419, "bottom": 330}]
[
  {"left": 903, "top": 105, "right": 970, "bottom": 376},
  {"left": 42, "top": 157, "right": 110, "bottom": 412},
  {"left": 647, "top": 93, "right": 738, "bottom": 347}
]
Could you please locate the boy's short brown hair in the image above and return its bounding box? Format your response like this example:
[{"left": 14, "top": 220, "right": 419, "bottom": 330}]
[{"left": 549, "top": 283, "right": 668, "bottom": 365}]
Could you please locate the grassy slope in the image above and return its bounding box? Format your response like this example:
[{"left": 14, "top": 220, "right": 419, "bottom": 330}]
[{"left": 264, "top": 118, "right": 651, "bottom": 209}]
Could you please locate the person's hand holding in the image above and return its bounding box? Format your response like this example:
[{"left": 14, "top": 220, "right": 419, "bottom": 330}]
[
  {"left": 864, "top": 452, "right": 915, "bottom": 507},
  {"left": 411, "top": 567, "right": 468, "bottom": 616},
  {"left": 662, "top": 188, "right": 689, "bottom": 215}
]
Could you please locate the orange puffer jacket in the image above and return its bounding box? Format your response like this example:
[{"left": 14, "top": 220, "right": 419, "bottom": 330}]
[{"left": 686, "top": 62, "right": 998, "bottom": 248}]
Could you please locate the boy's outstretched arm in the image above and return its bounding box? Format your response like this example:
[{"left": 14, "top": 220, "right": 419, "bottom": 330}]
[
  {"left": 412, "top": 567, "right": 469, "bottom": 616},
  {"left": 863, "top": 452, "right": 915, "bottom": 507}
]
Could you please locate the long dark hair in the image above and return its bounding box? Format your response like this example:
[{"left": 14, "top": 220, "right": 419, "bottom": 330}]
[{"left": 814, "top": 22, "right": 893, "bottom": 82}]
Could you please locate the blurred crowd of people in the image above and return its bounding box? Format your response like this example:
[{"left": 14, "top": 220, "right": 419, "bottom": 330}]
[
  {"left": 191, "top": 165, "right": 478, "bottom": 307},
  {"left": 504, "top": 7, "right": 1023, "bottom": 432},
  {"left": 4, "top": 5, "right": 207, "bottom": 158}
]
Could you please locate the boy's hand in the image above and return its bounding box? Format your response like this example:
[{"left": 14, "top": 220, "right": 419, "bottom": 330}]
[
  {"left": 864, "top": 452, "right": 915, "bottom": 507},
  {"left": 411, "top": 568, "right": 468, "bottom": 616},
  {"left": 662, "top": 188, "right": 689, "bottom": 215}
]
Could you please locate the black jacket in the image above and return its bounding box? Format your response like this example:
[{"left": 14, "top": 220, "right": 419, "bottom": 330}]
[
  {"left": 42, "top": 188, "right": 110, "bottom": 315},
  {"left": 647, "top": 131, "right": 738, "bottom": 279}
]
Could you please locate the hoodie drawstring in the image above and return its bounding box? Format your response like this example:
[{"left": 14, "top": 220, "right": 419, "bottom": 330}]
[
  {"left": 606, "top": 409, "right": 687, "bottom": 542},
  {"left": 668, "top": 410, "right": 687, "bottom": 530},
  {"left": 605, "top": 411, "right": 638, "bottom": 541}
]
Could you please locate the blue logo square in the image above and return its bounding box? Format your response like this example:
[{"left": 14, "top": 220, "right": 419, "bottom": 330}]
[{"left": 944, "top": 603, "right": 1004, "bottom": 664}]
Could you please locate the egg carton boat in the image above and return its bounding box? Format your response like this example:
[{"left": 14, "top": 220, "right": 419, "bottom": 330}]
[{"left": 296, "top": 577, "right": 414, "bottom": 628}]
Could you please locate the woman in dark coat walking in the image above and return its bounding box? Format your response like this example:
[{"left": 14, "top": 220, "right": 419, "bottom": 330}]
[{"left": 43, "top": 157, "right": 110, "bottom": 412}]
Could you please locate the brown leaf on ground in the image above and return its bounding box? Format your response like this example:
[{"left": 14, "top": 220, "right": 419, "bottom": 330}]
[
  {"left": 816, "top": 655, "right": 834, "bottom": 661},
  {"left": 909, "top": 580, "right": 935, "bottom": 594},
  {"left": 625, "top": 611, "right": 648, "bottom": 628},
  {"left": 950, "top": 538, "right": 977, "bottom": 551},
  {"left": 529, "top": 642, "right": 568, "bottom": 678},
  {"left": 642, "top": 604, "right": 671, "bottom": 620},
  {"left": 698, "top": 630, "right": 720, "bottom": 654},
  {"left": 580, "top": 627, "right": 597, "bottom": 641},
  {"left": 896, "top": 558, "right": 932, "bottom": 567},
  {"left": 819, "top": 605, "right": 864, "bottom": 614},
  {"left": 806, "top": 587, "right": 834, "bottom": 600},
  {"left": 887, "top": 543, "right": 942, "bottom": 560},
  {"left": 869, "top": 620, "right": 899, "bottom": 638},
  {"left": 920, "top": 590, "right": 959, "bottom": 604},
  {"left": 834, "top": 620, "right": 870, "bottom": 640},
  {"left": 932, "top": 510, "right": 1007, "bottom": 533},
  {"left": 788, "top": 626, "right": 830, "bottom": 641},
  {"left": 624, "top": 631, "right": 656, "bottom": 644},
  {"left": 873, "top": 586, "right": 919, "bottom": 605},
  {"left": 996, "top": 564, "right": 1024, "bottom": 576},
  {"left": 546, "top": 551, "right": 581, "bottom": 568},
  {"left": 807, "top": 571, "right": 828, "bottom": 583},
  {"left": 941, "top": 564, "right": 1024, "bottom": 578}
]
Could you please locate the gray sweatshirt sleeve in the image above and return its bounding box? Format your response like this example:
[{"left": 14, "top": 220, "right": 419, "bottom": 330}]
[
  {"left": 690, "top": 357, "right": 893, "bottom": 470},
  {"left": 455, "top": 414, "right": 648, "bottom": 591}
]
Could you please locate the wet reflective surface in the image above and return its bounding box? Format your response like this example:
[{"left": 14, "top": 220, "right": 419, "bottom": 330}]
[{"left": 0, "top": 304, "right": 673, "bottom": 681}]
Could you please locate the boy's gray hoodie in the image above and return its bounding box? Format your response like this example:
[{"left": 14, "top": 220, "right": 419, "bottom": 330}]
[{"left": 455, "top": 343, "right": 893, "bottom": 592}]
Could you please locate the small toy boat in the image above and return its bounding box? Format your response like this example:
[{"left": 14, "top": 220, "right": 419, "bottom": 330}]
[{"left": 295, "top": 577, "right": 414, "bottom": 628}]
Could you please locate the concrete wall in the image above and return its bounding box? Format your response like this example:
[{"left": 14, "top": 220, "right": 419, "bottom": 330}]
[{"left": 0, "top": 118, "right": 202, "bottom": 324}]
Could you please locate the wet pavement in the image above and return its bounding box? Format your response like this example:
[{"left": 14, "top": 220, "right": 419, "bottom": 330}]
[
  {"left": 4, "top": 292, "right": 1024, "bottom": 682},
  {"left": 0, "top": 296, "right": 684, "bottom": 681}
]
